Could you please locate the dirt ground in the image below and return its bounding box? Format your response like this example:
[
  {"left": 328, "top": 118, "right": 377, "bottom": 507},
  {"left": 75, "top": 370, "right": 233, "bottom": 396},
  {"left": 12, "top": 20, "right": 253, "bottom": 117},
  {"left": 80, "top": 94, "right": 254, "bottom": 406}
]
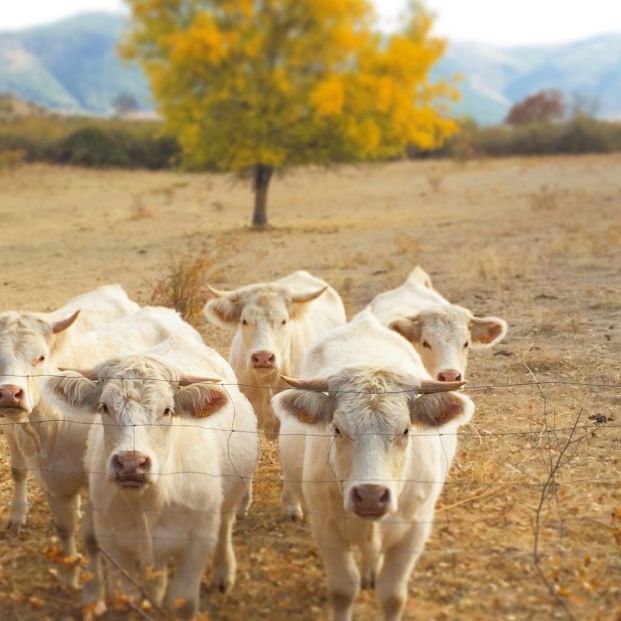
[{"left": 0, "top": 155, "right": 619, "bottom": 621}]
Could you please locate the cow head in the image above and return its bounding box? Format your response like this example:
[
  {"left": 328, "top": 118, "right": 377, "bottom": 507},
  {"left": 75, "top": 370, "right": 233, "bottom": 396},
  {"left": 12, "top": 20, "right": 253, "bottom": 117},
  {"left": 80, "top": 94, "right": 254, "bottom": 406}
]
[
  {"left": 0, "top": 310, "right": 80, "bottom": 416},
  {"left": 203, "top": 283, "right": 327, "bottom": 378},
  {"left": 48, "top": 356, "right": 226, "bottom": 490},
  {"left": 274, "top": 370, "right": 472, "bottom": 520},
  {"left": 389, "top": 305, "right": 507, "bottom": 381}
]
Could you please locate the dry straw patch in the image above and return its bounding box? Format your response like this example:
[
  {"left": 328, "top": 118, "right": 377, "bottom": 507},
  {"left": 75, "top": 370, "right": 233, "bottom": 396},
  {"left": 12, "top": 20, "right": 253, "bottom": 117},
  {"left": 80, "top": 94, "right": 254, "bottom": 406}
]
[{"left": 150, "top": 246, "right": 213, "bottom": 325}]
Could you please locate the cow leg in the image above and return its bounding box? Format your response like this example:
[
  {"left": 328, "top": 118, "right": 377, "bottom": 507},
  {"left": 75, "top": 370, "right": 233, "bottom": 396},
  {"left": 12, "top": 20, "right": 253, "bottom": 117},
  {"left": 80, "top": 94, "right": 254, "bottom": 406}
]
[
  {"left": 146, "top": 564, "right": 168, "bottom": 607},
  {"left": 376, "top": 522, "right": 432, "bottom": 621},
  {"left": 81, "top": 503, "right": 106, "bottom": 617},
  {"left": 103, "top": 544, "right": 142, "bottom": 603},
  {"left": 279, "top": 431, "right": 304, "bottom": 521},
  {"left": 360, "top": 550, "right": 383, "bottom": 590},
  {"left": 237, "top": 482, "right": 253, "bottom": 517},
  {"left": 166, "top": 533, "right": 216, "bottom": 620},
  {"left": 3, "top": 429, "right": 29, "bottom": 531},
  {"left": 313, "top": 524, "right": 359, "bottom": 621},
  {"left": 211, "top": 508, "right": 236, "bottom": 594},
  {"left": 47, "top": 491, "right": 81, "bottom": 589},
  {"left": 264, "top": 411, "right": 281, "bottom": 441}
]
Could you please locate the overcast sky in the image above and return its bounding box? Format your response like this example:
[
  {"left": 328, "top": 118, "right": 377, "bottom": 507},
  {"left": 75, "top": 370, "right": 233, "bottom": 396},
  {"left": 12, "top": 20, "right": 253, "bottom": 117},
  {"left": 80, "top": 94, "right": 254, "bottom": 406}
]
[{"left": 1, "top": 0, "right": 620, "bottom": 47}]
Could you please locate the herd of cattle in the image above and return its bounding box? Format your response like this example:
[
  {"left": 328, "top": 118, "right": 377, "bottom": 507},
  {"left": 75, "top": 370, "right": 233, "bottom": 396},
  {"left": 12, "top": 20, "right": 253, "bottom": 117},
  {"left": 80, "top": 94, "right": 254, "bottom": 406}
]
[{"left": 0, "top": 267, "right": 507, "bottom": 620}]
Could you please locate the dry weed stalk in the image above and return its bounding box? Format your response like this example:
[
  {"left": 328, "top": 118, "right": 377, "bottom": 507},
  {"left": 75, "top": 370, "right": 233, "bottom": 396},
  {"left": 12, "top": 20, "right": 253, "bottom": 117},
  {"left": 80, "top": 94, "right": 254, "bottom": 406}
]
[{"left": 150, "top": 246, "right": 212, "bottom": 326}]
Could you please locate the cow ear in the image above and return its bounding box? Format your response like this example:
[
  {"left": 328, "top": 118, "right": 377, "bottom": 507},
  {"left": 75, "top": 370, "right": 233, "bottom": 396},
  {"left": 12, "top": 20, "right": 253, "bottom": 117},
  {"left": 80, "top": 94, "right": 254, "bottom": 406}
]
[
  {"left": 409, "top": 392, "right": 473, "bottom": 428},
  {"left": 389, "top": 316, "right": 422, "bottom": 343},
  {"left": 408, "top": 266, "right": 433, "bottom": 289},
  {"left": 469, "top": 316, "right": 507, "bottom": 348},
  {"left": 48, "top": 370, "right": 101, "bottom": 409},
  {"left": 273, "top": 389, "right": 335, "bottom": 425},
  {"left": 175, "top": 381, "right": 228, "bottom": 418},
  {"left": 203, "top": 298, "right": 242, "bottom": 328}
]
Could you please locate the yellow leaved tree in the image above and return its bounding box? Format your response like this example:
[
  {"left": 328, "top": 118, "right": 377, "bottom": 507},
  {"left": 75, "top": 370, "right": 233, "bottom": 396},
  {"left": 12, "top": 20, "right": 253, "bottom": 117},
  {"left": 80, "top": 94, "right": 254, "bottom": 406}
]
[{"left": 122, "top": 0, "right": 458, "bottom": 226}]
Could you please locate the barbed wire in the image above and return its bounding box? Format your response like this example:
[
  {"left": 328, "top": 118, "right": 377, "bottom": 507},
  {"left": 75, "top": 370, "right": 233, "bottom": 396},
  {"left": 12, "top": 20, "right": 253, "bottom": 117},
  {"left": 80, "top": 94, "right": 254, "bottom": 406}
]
[
  {"left": 0, "top": 371, "right": 617, "bottom": 620},
  {"left": 1, "top": 373, "right": 620, "bottom": 392}
]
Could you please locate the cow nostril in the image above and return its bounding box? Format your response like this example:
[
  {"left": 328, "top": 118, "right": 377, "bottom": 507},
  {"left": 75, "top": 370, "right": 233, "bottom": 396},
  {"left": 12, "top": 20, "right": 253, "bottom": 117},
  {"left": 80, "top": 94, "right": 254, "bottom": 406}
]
[
  {"left": 352, "top": 487, "right": 363, "bottom": 502},
  {"left": 14, "top": 389, "right": 23, "bottom": 400},
  {"left": 379, "top": 489, "right": 390, "bottom": 504},
  {"left": 138, "top": 456, "right": 151, "bottom": 471},
  {"left": 438, "top": 370, "right": 462, "bottom": 382}
]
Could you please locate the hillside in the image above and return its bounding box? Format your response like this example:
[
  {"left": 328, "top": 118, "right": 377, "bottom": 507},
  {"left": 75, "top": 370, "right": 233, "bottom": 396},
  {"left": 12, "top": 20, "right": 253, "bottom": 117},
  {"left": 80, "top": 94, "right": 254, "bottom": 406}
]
[
  {"left": 0, "top": 12, "right": 150, "bottom": 115},
  {"left": 434, "top": 34, "right": 621, "bottom": 124},
  {"left": 0, "top": 12, "right": 619, "bottom": 123}
]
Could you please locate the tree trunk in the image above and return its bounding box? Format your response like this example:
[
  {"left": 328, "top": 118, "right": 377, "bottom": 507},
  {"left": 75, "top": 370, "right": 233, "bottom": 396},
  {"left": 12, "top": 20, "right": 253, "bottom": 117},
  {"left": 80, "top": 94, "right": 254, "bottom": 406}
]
[{"left": 252, "top": 163, "right": 273, "bottom": 228}]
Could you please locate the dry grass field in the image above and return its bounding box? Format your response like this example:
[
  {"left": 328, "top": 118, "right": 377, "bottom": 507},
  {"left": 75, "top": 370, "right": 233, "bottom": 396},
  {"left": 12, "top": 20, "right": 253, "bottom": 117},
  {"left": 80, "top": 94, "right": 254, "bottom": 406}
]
[{"left": 0, "top": 155, "right": 619, "bottom": 621}]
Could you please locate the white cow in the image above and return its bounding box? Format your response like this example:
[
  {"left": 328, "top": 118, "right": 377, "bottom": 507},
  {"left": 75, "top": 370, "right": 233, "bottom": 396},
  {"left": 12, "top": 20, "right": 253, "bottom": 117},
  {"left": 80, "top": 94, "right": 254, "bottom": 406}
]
[
  {"left": 0, "top": 291, "right": 196, "bottom": 588},
  {"left": 274, "top": 314, "right": 474, "bottom": 621},
  {"left": 49, "top": 284, "right": 140, "bottom": 332},
  {"left": 357, "top": 266, "right": 507, "bottom": 382},
  {"left": 49, "top": 333, "right": 259, "bottom": 619},
  {"left": 203, "top": 270, "right": 346, "bottom": 439}
]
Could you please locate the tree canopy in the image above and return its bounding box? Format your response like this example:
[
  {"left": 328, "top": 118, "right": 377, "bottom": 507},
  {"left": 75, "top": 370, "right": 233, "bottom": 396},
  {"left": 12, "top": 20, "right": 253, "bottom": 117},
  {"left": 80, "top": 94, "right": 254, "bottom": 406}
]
[{"left": 122, "top": 0, "right": 458, "bottom": 225}]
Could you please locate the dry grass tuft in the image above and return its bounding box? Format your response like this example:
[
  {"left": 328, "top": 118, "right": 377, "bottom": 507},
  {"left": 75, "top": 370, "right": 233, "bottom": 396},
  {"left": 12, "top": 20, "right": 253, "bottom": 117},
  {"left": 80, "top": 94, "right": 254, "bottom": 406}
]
[
  {"left": 529, "top": 185, "right": 560, "bottom": 211},
  {"left": 129, "top": 199, "right": 155, "bottom": 221},
  {"left": 0, "top": 149, "right": 26, "bottom": 174},
  {"left": 150, "top": 246, "right": 213, "bottom": 325},
  {"left": 427, "top": 172, "right": 444, "bottom": 193},
  {"left": 393, "top": 234, "right": 420, "bottom": 260}
]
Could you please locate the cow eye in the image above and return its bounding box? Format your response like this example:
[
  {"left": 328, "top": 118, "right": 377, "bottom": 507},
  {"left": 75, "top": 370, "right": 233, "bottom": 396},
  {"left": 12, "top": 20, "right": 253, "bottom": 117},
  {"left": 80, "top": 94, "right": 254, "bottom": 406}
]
[
  {"left": 241, "top": 319, "right": 248, "bottom": 326},
  {"left": 403, "top": 427, "right": 410, "bottom": 436},
  {"left": 35, "top": 355, "right": 46, "bottom": 364},
  {"left": 334, "top": 426, "right": 341, "bottom": 436},
  {"left": 422, "top": 340, "right": 432, "bottom": 349},
  {"left": 281, "top": 319, "right": 287, "bottom": 326},
  {"left": 162, "top": 407, "right": 173, "bottom": 417},
  {"left": 464, "top": 341, "right": 469, "bottom": 349},
  {"left": 99, "top": 403, "right": 109, "bottom": 415}
]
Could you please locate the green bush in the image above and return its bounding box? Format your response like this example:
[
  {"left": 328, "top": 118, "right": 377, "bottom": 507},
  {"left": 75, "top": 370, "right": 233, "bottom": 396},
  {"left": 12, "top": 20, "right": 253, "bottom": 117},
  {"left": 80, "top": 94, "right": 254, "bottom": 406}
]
[
  {"left": 440, "top": 117, "right": 621, "bottom": 159},
  {"left": 0, "top": 116, "right": 180, "bottom": 169}
]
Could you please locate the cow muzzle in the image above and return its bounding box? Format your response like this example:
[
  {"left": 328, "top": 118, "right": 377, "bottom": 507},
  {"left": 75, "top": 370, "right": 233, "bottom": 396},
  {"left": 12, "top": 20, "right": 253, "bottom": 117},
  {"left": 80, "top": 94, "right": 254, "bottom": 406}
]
[
  {"left": 437, "top": 369, "right": 462, "bottom": 382},
  {"left": 111, "top": 451, "right": 152, "bottom": 489},
  {"left": 351, "top": 484, "right": 391, "bottom": 520},
  {"left": 251, "top": 350, "right": 277, "bottom": 369},
  {"left": 0, "top": 384, "right": 26, "bottom": 411}
]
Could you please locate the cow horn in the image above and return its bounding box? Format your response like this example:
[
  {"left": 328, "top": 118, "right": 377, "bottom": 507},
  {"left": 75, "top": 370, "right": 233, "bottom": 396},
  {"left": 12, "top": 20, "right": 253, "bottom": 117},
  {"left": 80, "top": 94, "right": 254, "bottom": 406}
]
[
  {"left": 52, "top": 310, "right": 81, "bottom": 334},
  {"left": 420, "top": 379, "right": 467, "bottom": 394},
  {"left": 281, "top": 375, "right": 330, "bottom": 392},
  {"left": 58, "top": 367, "right": 99, "bottom": 381},
  {"left": 178, "top": 375, "right": 222, "bottom": 387},
  {"left": 206, "top": 285, "right": 233, "bottom": 299},
  {"left": 291, "top": 287, "right": 327, "bottom": 304}
]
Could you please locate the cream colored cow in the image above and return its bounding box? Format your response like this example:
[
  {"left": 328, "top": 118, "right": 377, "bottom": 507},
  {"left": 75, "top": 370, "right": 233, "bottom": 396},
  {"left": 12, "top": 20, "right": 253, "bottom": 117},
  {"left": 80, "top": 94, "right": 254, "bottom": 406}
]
[
  {"left": 0, "top": 290, "right": 195, "bottom": 588},
  {"left": 357, "top": 266, "right": 507, "bottom": 382},
  {"left": 50, "top": 333, "right": 259, "bottom": 619},
  {"left": 204, "top": 270, "right": 346, "bottom": 438},
  {"left": 274, "top": 313, "right": 473, "bottom": 621}
]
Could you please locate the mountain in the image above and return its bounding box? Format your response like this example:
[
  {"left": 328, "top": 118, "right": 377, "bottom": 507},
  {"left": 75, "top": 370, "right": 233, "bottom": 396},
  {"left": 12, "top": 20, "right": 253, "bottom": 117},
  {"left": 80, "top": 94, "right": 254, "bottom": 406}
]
[
  {"left": 433, "top": 34, "right": 621, "bottom": 124},
  {"left": 0, "top": 12, "right": 619, "bottom": 124},
  {"left": 0, "top": 12, "right": 150, "bottom": 115}
]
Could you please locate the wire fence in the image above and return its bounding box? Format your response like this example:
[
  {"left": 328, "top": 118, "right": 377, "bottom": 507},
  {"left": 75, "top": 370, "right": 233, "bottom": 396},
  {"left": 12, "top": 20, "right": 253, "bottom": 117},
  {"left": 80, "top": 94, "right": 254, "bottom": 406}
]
[{"left": 0, "top": 374, "right": 619, "bottom": 620}]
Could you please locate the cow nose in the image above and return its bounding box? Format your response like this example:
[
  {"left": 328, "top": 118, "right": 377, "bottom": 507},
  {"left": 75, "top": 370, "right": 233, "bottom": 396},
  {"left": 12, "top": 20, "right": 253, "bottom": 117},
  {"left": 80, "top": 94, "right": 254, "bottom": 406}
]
[
  {"left": 351, "top": 485, "right": 390, "bottom": 519},
  {"left": 437, "top": 369, "right": 462, "bottom": 382},
  {"left": 112, "top": 451, "right": 152, "bottom": 476},
  {"left": 0, "top": 384, "right": 24, "bottom": 408},
  {"left": 251, "top": 350, "right": 276, "bottom": 368}
]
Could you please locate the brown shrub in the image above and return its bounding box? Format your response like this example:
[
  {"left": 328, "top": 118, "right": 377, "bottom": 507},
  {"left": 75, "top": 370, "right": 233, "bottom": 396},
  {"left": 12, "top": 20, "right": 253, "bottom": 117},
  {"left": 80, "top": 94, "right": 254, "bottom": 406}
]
[{"left": 150, "top": 247, "right": 212, "bottom": 325}]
